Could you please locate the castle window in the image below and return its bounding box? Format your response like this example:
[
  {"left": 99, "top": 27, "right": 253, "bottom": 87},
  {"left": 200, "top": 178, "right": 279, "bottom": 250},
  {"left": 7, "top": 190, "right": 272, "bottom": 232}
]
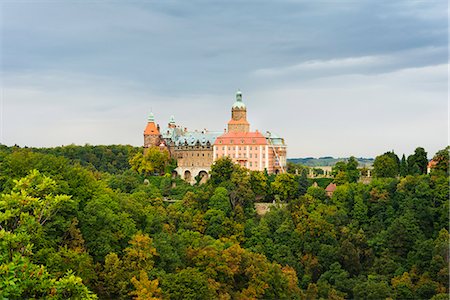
[
  {"left": 250, "top": 154, "right": 252, "bottom": 158},
  {"left": 250, "top": 146, "right": 252, "bottom": 150},
  {"left": 239, "top": 147, "right": 241, "bottom": 150},
  {"left": 250, "top": 162, "right": 252, "bottom": 167},
  {"left": 241, "top": 140, "right": 244, "bottom": 144},
  {"left": 222, "top": 146, "right": 225, "bottom": 150},
  {"left": 255, "top": 154, "right": 257, "bottom": 158},
  {"left": 202, "top": 153, "right": 204, "bottom": 156}
]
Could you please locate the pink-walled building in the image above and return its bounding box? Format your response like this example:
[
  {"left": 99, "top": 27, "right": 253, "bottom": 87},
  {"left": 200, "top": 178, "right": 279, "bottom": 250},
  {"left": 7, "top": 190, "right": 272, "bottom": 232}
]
[{"left": 213, "top": 91, "right": 287, "bottom": 174}]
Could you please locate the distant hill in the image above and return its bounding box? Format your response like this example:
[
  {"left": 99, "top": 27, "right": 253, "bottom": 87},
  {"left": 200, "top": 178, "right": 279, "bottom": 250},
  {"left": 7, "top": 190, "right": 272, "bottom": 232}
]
[{"left": 288, "top": 157, "right": 374, "bottom": 167}]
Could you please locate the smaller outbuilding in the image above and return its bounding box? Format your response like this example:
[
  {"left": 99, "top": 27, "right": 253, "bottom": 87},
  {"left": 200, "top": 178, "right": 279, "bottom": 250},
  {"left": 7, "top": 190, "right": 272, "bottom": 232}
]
[{"left": 325, "top": 183, "right": 337, "bottom": 197}]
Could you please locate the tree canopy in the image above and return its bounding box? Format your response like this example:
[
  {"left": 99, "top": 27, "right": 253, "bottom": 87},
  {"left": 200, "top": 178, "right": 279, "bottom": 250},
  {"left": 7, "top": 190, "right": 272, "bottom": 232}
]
[{"left": 0, "top": 144, "right": 448, "bottom": 299}]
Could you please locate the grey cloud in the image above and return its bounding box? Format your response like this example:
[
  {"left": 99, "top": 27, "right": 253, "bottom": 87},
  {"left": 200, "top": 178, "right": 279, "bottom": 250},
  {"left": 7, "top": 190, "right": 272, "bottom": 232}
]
[{"left": 1, "top": 1, "right": 447, "bottom": 157}]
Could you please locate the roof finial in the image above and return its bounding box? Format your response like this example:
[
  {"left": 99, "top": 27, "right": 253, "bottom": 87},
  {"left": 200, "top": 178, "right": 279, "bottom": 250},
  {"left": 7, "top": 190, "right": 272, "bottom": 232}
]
[{"left": 236, "top": 89, "right": 242, "bottom": 102}]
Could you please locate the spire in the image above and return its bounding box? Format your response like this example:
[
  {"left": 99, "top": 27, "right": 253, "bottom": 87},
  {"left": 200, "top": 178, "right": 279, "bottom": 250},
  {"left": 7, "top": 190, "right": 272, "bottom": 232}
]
[
  {"left": 148, "top": 112, "right": 155, "bottom": 122},
  {"left": 169, "top": 115, "right": 175, "bottom": 124}
]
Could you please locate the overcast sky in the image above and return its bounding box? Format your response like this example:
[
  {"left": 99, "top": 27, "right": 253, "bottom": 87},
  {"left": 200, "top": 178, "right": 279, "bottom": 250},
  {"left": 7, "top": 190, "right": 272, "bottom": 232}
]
[{"left": 1, "top": 1, "right": 448, "bottom": 158}]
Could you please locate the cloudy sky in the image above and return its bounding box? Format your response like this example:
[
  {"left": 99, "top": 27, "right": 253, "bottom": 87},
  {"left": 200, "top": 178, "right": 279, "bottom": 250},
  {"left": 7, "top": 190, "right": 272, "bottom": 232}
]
[{"left": 1, "top": 1, "right": 447, "bottom": 158}]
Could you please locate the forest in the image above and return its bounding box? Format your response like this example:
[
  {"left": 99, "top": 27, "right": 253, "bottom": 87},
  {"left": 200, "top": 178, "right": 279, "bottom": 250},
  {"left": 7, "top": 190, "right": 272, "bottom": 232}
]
[{"left": 0, "top": 144, "right": 448, "bottom": 299}]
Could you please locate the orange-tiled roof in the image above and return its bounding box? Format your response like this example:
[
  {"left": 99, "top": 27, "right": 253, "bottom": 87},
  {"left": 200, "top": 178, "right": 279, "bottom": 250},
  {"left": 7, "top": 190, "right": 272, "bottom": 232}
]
[
  {"left": 325, "top": 183, "right": 337, "bottom": 192},
  {"left": 144, "top": 122, "right": 160, "bottom": 135},
  {"left": 427, "top": 160, "right": 437, "bottom": 168},
  {"left": 215, "top": 131, "right": 267, "bottom": 145}
]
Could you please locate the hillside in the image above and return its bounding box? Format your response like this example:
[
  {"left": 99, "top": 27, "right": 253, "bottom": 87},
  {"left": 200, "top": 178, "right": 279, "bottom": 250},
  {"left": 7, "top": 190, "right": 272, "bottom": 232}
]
[{"left": 288, "top": 157, "right": 374, "bottom": 167}]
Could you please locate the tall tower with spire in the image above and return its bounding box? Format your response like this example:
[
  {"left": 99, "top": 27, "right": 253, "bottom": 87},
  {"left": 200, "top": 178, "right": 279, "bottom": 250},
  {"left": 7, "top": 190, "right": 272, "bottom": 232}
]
[
  {"left": 227, "top": 90, "right": 250, "bottom": 133},
  {"left": 168, "top": 115, "right": 176, "bottom": 129},
  {"left": 143, "top": 112, "right": 161, "bottom": 148}
]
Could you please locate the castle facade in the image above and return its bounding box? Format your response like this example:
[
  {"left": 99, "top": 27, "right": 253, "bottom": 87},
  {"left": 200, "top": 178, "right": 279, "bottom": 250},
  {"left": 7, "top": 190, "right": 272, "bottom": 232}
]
[{"left": 143, "top": 91, "right": 287, "bottom": 183}]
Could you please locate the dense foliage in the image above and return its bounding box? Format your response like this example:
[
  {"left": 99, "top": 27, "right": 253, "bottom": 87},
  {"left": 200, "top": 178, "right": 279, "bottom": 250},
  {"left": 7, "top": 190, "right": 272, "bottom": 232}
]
[{"left": 0, "top": 145, "right": 448, "bottom": 299}]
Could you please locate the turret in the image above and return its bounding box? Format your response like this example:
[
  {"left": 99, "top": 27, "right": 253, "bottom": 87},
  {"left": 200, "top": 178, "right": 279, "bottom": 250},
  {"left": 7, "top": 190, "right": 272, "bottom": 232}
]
[
  {"left": 168, "top": 115, "right": 176, "bottom": 128},
  {"left": 144, "top": 112, "right": 161, "bottom": 148},
  {"left": 228, "top": 90, "right": 250, "bottom": 132}
]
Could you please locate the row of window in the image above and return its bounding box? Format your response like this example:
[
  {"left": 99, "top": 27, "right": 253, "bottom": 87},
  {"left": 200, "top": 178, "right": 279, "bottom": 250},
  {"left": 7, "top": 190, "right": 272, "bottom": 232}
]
[
  {"left": 216, "top": 153, "right": 265, "bottom": 159},
  {"left": 218, "top": 140, "right": 258, "bottom": 145},
  {"left": 178, "top": 153, "right": 211, "bottom": 158},
  {"left": 218, "top": 146, "right": 263, "bottom": 151}
]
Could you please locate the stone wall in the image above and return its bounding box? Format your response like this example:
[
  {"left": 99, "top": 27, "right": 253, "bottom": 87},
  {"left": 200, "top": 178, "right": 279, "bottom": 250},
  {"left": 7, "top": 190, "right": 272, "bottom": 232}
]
[{"left": 173, "top": 145, "right": 214, "bottom": 168}]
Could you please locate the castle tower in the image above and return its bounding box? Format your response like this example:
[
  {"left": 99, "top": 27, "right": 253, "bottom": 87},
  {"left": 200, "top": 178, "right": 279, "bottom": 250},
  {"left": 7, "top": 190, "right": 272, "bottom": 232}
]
[
  {"left": 144, "top": 112, "right": 161, "bottom": 148},
  {"left": 227, "top": 90, "right": 250, "bottom": 133},
  {"left": 168, "top": 115, "right": 176, "bottom": 129}
]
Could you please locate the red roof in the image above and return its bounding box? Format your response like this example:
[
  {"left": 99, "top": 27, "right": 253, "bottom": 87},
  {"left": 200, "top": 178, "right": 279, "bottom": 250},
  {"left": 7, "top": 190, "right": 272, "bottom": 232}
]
[
  {"left": 144, "top": 122, "right": 159, "bottom": 135},
  {"left": 427, "top": 160, "right": 437, "bottom": 168},
  {"left": 215, "top": 131, "right": 267, "bottom": 145},
  {"left": 325, "top": 183, "right": 337, "bottom": 192}
]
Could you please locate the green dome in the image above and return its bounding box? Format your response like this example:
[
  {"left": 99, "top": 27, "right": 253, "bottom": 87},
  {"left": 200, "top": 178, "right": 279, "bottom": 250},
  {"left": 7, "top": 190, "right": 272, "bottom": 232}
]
[
  {"left": 148, "top": 112, "right": 155, "bottom": 122},
  {"left": 232, "top": 90, "right": 246, "bottom": 109}
]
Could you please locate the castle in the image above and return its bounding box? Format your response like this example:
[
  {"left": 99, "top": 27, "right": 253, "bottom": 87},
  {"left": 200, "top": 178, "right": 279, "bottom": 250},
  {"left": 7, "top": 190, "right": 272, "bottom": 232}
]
[{"left": 143, "top": 91, "right": 287, "bottom": 184}]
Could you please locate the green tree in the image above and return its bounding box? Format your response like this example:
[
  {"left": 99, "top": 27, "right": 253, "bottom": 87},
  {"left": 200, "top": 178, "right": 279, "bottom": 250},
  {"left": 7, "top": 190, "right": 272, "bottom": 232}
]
[
  {"left": 353, "top": 195, "right": 368, "bottom": 225},
  {"left": 271, "top": 173, "right": 299, "bottom": 202},
  {"left": 346, "top": 156, "right": 360, "bottom": 183},
  {"left": 210, "top": 156, "right": 235, "bottom": 186},
  {"left": 209, "top": 187, "right": 231, "bottom": 215},
  {"left": 353, "top": 277, "right": 391, "bottom": 300},
  {"left": 331, "top": 157, "right": 360, "bottom": 184},
  {"left": 80, "top": 194, "right": 137, "bottom": 261},
  {"left": 400, "top": 154, "right": 408, "bottom": 177},
  {"left": 306, "top": 185, "right": 327, "bottom": 201},
  {"left": 373, "top": 153, "right": 398, "bottom": 178},
  {"left": 407, "top": 154, "right": 420, "bottom": 175},
  {"left": 249, "top": 171, "right": 268, "bottom": 200},
  {"left": 413, "top": 147, "right": 428, "bottom": 175},
  {"left": 386, "top": 212, "right": 423, "bottom": 257},
  {"left": 298, "top": 169, "right": 309, "bottom": 196},
  {"left": 129, "top": 147, "right": 170, "bottom": 176},
  {"left": 161, "top": 267, "right": 214, "bottom": 300}
]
